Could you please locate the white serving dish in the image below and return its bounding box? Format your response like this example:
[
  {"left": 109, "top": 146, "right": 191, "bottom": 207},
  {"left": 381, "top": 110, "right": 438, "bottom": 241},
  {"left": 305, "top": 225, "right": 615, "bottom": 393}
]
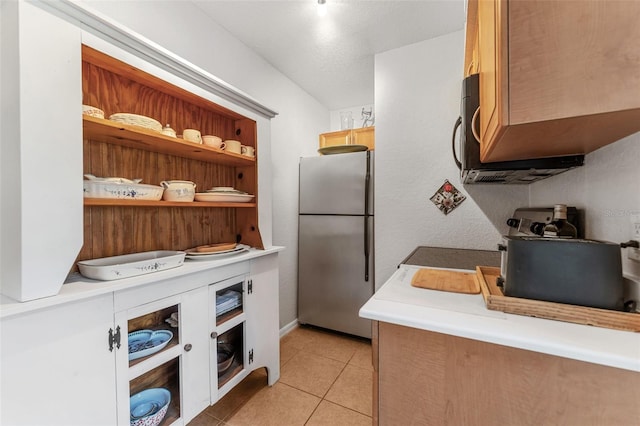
[
  {"left": 77, "top": 250, "right": 185, "bottom": 281},
  {"left": 83, "top": 180, "right": 164, "bottom": 201},
  {"left": 109, "top": 112, "right": 163, "bottom": 132},
  {"left": 82, "top": 104, "right": 104, "bottom": 119},
  {"left": 194, "top": 192, "right": 255, "bottom": 203}
]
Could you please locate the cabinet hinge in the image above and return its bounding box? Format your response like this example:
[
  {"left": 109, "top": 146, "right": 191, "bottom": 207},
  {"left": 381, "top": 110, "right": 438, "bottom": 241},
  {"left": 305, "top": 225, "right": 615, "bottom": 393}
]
[
  {"left": 249, "top": 349, "right": 254, "bottom": 364},
  {"left": 108, "top": 325, "right": 121, "bottom": 352},
  {"left": 248, "top": 279, "right": 253, "bottom": 294}
]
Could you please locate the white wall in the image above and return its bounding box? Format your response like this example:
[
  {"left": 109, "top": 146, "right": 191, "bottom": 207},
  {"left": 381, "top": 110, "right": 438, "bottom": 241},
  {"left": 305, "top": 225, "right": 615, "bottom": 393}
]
[
  {"left": 329, "top": 104, "right": 375, "bottom": 132},
  {"left": 374, "top": 30, "right": 529, "bottom": 288},
  {"left": 529, "top": 132, "right": 640, "bottom": 300},
  {"left": 79, "top": 1, "right": 328, "bottom": 328}
]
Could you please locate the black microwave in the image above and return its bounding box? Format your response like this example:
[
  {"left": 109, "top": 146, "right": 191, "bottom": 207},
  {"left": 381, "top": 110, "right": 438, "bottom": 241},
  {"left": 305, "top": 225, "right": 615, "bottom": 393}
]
[{"left": 452, "top": 74, "right": 584, "bottom": 184}]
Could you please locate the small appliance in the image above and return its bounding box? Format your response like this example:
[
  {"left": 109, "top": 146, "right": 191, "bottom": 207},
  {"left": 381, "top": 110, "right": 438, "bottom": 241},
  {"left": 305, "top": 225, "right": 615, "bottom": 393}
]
[
  {"left": 497, "top": 236, "right": 625, "bottom": 311},
  {"left": 452, "top": 73, "right": 585, "bottom": 184}
]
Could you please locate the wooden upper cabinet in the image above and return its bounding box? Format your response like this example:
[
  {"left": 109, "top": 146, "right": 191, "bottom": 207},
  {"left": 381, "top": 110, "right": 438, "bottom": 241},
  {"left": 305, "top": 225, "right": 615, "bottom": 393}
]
[
  {"left": 319, "top": 127, "right": 375, "bottom": 150},
  {"left": 470, "top": 0, "right": 640, "bottom": 162}
]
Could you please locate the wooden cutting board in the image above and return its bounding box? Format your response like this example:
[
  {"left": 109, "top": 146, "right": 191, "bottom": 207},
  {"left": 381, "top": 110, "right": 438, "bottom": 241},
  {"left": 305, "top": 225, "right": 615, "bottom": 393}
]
[{"left": 411, "top": 268, "right": 480, "bottom": 294}]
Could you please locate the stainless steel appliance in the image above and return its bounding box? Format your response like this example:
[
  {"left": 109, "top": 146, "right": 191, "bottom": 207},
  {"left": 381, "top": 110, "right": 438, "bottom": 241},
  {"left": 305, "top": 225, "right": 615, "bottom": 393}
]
[
  {"left": 298, "top": 150, "right": 374, "bottom": 338},
  {"left": 452, "top": 73, "right": 585, "bottom": 184}
]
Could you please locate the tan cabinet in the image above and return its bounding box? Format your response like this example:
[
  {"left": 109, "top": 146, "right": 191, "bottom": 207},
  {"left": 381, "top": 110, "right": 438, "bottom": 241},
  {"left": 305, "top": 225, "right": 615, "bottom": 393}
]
[
  {"left": 319, "top": 126, "right": 375, "bottom": 150},
  {"left": 374, "top": 321, "right": 639, "bottom": 425},
  {"left": 468, "top": 0, "right": 640, "bottom": 162}
]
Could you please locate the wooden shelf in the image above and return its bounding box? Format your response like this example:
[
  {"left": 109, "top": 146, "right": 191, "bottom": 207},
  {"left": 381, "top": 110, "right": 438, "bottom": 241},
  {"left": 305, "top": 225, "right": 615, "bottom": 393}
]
[
  {"left": 84, "top": 198, "right": 256, "bottom": 208},
  {"left": 83, "top": 116, "right": 255, "bottom": 167}
]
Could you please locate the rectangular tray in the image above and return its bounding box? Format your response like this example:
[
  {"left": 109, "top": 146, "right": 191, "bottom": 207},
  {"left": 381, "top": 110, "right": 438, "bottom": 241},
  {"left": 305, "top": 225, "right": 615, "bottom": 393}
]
[
  {"left": 476, "top": 266, "right": 640, "bottom": 332},
  {"left": 77, "top": 250, "right": 185, "bottom": 281}
]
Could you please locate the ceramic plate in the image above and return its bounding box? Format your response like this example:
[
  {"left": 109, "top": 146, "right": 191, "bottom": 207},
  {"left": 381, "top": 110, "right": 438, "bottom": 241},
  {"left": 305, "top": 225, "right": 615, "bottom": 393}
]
[
  {"left": 194, "top": 192, "right": 255, "bottom": 203},
  {"left": 185, "top": 246, "right": 248, "bottom": 260},
  {"left": 317, "top": 144, "right": 368, "bottom": 155},
  {"left": 128, "top": 329, "right": 174, "bottom": 361},
  {"left": 187, "top": 242, "right": 237, "bottom": 254}
]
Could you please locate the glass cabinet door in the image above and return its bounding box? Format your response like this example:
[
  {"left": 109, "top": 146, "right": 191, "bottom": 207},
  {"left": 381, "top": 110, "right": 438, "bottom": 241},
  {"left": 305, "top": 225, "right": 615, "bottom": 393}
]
[{"left": 209, "top": 274, "right": 249, "bottom": 402}]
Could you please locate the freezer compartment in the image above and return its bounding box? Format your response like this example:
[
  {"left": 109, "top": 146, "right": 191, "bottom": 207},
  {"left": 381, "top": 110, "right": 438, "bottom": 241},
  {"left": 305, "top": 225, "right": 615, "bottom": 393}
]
[
  {"left": 298, "top": 215, "right": 374, "bottom": 338},
  {"left": 299, "top": 151, "right": 373, "bottom": 215}
]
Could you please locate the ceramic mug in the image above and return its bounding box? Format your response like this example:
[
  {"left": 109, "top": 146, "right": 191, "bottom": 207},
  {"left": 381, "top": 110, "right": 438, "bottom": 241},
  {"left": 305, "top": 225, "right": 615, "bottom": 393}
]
[
  {"left": 202, "top": 135, "right": 225, "bottom": 149},
  {"left": 183, "top": 129, "right": 202, "bottom": 144},
  {"left": 224, "top": 139, "right": 242, "bottom": 154},
  {"left": 241, "top": 145, "right": 255, "bottom": 157}
]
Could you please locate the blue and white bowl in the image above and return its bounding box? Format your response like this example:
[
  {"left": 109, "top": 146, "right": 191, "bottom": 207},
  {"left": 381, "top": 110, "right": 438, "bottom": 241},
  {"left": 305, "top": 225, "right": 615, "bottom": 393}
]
[{"left": 130, "top": 388, "right": 171, "bottom": 426}]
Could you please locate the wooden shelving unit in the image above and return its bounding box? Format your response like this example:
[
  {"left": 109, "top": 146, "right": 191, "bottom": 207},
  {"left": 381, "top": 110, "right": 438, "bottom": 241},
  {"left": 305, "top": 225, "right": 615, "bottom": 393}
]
[
  {"left": 84, "top": 198, "right": 256, "bottom": 208},
  {"left": 83, "top": 116, "right": 255, "bottom": 167}
]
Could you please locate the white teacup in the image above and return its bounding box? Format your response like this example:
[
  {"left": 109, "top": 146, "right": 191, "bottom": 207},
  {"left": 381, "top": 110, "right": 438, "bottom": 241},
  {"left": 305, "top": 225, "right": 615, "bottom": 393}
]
[
  {"left": 183, "top": 129, "right": 202, "bottom": 144},
  {"left": 241, "top": 145, "right": 255, "bottom": 157},
  {"left": 224, "top": 139, "right": 242, "bottom": 154},
  {"left": 203, "top": 135, "right": 225, "bottom": 149}
]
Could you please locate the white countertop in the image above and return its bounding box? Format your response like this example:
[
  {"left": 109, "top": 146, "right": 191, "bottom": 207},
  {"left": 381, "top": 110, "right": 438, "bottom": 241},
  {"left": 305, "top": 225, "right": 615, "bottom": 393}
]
[
  {"left": 0, "top": 246, "right": 284, "bottom": 319},
  {"left": 360, "top": 265, "right": 640, "bottom": 372}
]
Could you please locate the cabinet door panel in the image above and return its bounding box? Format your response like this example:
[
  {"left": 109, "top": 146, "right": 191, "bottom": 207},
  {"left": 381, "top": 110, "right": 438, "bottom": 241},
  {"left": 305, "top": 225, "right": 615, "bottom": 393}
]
[
  {"left": 319, "top": 130, "right": 351, "bottom": 148},
  {"left": 247, "top": 255, "right": 280, "bottom": 385},
  {"left": 509, "top": 0, "right": 640, "bottom": 124},
  {"left": 180, "top": 287, "right": 211, "bottom": 423},
  {"left": 478, "top": 0, "right": 508, "bottom": 161},
  {"left": 1, "top": 295, "right": 117, "bottom": 425}
]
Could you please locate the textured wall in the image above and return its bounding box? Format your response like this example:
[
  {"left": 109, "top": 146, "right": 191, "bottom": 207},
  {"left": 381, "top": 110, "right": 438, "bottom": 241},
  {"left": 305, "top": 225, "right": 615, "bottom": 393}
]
[
  {"left": 374, "top": 31, "right": 529, "bottom": 288},
  {"left": 529, "top": 132, "right": 640, "bottom": 301}
]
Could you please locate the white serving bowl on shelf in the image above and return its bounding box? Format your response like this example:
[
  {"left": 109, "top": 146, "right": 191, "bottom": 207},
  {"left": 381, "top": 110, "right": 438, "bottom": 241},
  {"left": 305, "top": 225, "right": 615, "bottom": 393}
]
[
  {"left": 83, "top": 180, "right": 164, "bottom": 201},
  {"left": 77, "top": 250, "right": 185, "bottom": 281}
]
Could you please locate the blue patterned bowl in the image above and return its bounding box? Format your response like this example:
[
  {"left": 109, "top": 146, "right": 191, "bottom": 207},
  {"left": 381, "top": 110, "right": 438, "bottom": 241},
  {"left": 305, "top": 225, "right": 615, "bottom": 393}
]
[{"left": 130, "top": 388, "right": 170, "bottom": 426}]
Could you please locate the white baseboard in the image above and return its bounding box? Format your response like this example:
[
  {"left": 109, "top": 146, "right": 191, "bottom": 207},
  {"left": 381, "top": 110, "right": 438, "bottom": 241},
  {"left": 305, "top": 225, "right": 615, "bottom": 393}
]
[{"left": 279, "top": 318, "right": 298, "bottom": 338}]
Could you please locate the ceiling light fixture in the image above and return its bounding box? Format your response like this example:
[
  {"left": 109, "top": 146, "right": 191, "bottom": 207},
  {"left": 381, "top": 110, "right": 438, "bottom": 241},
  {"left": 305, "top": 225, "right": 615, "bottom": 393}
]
[{"left": 317, "top": 0, "right": 327, "bottom": 17}]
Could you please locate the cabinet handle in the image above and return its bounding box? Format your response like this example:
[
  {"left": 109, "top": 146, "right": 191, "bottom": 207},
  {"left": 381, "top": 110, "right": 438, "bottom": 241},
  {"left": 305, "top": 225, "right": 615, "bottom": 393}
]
[
  {"left": 210, "top": 332, "right": 218, "bottom": 339},
  {"left": 184, "top": 343, "right": 193, "bottom": 352},
  {"left": 471, "top": 106, "right": 481, "bottom": 143}
]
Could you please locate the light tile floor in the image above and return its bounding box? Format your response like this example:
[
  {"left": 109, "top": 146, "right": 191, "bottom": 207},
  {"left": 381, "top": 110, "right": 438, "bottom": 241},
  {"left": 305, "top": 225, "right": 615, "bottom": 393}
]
[{"left": 190, "top": 325, "right": 373, "bottom": 425}]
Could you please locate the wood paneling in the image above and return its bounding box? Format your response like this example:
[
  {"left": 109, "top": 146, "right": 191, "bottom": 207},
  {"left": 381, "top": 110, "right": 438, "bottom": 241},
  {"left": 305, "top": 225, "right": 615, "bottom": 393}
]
[{"left": 376, "top": 321, "right": 640, "bottom": 426}]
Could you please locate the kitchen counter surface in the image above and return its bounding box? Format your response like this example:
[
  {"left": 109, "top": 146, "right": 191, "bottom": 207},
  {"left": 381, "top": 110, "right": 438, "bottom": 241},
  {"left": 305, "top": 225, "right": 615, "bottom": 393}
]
[
  {"left": 0, "top": 246, "right": 284, "bottom": 319},
  {"left": 360, "top": 264, "right": 640, "bottom": 372}
]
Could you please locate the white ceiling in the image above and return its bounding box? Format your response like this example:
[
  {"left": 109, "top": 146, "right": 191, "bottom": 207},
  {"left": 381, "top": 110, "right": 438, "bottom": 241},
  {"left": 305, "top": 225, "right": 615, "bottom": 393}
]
[{"left": 193, "top": 0, "right": 466, "bottom": 111}]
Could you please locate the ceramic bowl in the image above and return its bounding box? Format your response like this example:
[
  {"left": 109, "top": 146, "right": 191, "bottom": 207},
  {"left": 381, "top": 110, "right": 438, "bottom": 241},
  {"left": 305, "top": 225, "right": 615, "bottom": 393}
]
[
  {"left": 160, "top": 180, "right": 196, "bottom": 202},
  {"left": 130, "top": 388, "right": 171, "bottom": 426}
]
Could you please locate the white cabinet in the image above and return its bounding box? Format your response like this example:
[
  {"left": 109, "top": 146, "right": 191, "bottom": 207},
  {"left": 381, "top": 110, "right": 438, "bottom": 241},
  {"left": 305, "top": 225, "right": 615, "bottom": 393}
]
[
  {"left": 209, "top": 275, "right": 250, "bottom": 401},
  {"left": 246, "top": 254, "right": 280, "bottom": 386},
  {"left": 115, "top": 287, "right": 210, "bottom": 426},
  {"left": 0, "top": 0, "right": 83, "bottom": 302},
  {"left": 209, "top": 253, "right": 281, "bottom": 403},
  {"left": 0, "top": 294, "right": 117, "bottom": 425}
]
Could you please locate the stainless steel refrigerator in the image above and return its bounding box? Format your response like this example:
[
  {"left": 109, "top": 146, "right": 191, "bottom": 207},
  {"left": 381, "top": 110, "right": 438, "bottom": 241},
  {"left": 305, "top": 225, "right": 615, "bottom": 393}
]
[{"left": 298, "top": 150, "right": 374, "bottom": 338}]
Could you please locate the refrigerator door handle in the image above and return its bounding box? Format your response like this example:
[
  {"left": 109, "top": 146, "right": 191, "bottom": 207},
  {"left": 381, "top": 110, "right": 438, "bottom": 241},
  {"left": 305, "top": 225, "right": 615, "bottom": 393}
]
[
  {"left": 364, "top": 151, "right": 371, "bottom": 282},
  {"left": 364, "top": 216, "right": 370, "bottom": 282}
]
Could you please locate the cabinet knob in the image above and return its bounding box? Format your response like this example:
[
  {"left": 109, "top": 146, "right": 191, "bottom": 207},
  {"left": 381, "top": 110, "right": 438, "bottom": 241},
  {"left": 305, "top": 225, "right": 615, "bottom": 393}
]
[
  {"left": 210, "top": 331, "right": 217, "bottom": 339},
  {"left": 184, "top": 343, "right": 193, "bottom": 352}
]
